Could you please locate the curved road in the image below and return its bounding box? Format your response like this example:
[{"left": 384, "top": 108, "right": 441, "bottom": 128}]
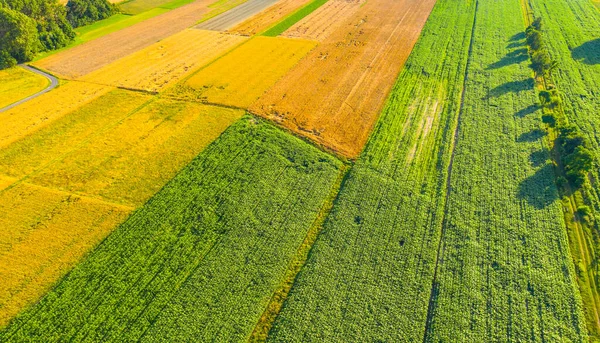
[{"left": 0, "top": 65, "right": 59, "bottom": 113}]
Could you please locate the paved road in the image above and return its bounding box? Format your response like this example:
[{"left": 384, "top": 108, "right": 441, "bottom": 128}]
[
  {"left": 0, "top": 65, "right": 59, "bottom": 113},
  {"left": 196, "top": 0, "right": 280, "bottom": 31}
]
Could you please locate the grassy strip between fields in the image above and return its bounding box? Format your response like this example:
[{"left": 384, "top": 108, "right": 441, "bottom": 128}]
[
  {"left": 119, "top": 0, "right": 196, "bottom": 14},
  {"left": 261, "top": 0, "right": 328, "bottom": 36}
]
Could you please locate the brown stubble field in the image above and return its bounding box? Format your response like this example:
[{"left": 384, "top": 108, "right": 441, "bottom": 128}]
[
  {"left": 250, "top": 0, "right": 437, "bottom": 158},
  {"left": 33, "top": 0, "right": 218, "bottom": 79},
  {"left": 228, "top": 0, "right": 312, "bottom": 35}
]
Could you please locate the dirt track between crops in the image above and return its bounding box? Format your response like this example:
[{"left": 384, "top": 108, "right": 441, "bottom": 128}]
[
  {"left": 250, "top": 0, "right": 438, "bottom": 158},
  {"left": 34, "top": 0, "right": 218, "bottom": 79},
  {"left": 196, "top": 0, "right": 280, "bottom": 31},
  {"left": 0, "top": 65, "right": 58, "bottom": 113},
  {"left": 229, "top": 0, "right": 312, "bottom": 35}
]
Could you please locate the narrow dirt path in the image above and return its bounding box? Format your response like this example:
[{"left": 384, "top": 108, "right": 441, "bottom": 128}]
[{"left": 0, "top": 65, "right": 58, "bottom": 113}]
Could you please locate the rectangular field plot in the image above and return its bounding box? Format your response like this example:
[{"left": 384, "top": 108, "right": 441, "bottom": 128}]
[
  {"left": 0, "top": 183, "right": 130, "bottom": 328},
  {"left": 170, "top": 36, "right": 316, "bottom": 108},
  {"left": 82, "top": 30, "right": 247, "bottom": 92},
  {"left": 250, "top": 0, "right": 437, "bottom": 158},
  {"left": 0, "top": 68, "right": 49, "bottom": 110},
  {"left": 27, "top": 100, "right": 243, "bottom": 206},
  {"left": 0, "top": 82, "right": 112, "bottom": 150},
  {"left": 0, "top": 89, "right": 153, "bottom": 179},
  {"left": 119, "top": 0, "right": 195, "bottom": 14},
  {"left": 229, "top": 0, "right": 312, "bottom": 36},
  {"left": 281, "top": 0, "right": 364, "bottom": 41},
  {"left": 0, "top": 117, "right": 343, "bottom": 342}
]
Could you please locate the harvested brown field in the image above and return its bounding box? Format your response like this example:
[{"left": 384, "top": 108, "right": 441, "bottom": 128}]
[
  {"left": 33, "top": 0, "right": 221, "bottom": 79},
  {"left": 281, "top": 0, "right": 364, "bottom": 41},
  {"left": 250, "top": 0, "right": 437, "bottom": 158},
  {"left": 81, "top": 29, "right": 247, "bottom": 92},
  {"left": 229, "top": 0, "right": 312, "bottom": 36}
]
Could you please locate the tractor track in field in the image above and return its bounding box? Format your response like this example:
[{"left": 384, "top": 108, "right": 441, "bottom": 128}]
[
  {"left": 421, "top": 0, "right": 479, "bottom": 340},
  {"left": 0, "top": 65, "right": 58, "bottom": 113}
]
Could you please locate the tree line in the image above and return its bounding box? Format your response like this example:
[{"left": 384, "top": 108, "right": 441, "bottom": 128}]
[
  {"left": 0, "top": 0, "right": 115, "bottom": 68},
  {"left": 526, "top": 17, "right": 594, "bottom": 189}
]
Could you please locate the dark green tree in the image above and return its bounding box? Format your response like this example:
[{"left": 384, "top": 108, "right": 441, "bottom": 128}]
[
  {"left": 0, "top": 6, "right": 39, "bottom": 68},
  {"left": 66, "top": 0, "right": 115, "bottom": 28}
]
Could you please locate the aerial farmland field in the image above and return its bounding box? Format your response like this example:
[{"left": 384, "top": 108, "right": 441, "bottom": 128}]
[{"left": 1, "top": 0, "right": 600, "bottom": 340}]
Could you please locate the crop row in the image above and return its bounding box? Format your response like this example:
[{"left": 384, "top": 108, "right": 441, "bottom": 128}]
[{"left": 267, "top": 0, "right": 587, "bottom": 341}]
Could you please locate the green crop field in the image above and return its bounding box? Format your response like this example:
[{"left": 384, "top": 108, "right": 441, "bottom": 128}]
[
  {"left": 266, "top": 0, "right": 587, "bottom": 341},
  {"left": 0, "top": 117, "right": 343, "bottom": 342},
  {"left": 2, "top": 0, "right": 600, "bottom": 339}
]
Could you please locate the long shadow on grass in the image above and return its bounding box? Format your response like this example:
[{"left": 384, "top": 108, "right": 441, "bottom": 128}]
[
  {"left": 487, "top": 48, "right": 529, "bottom": 70},
  {"left": 509, "top": 32, "right": 525, "bottom": 41},
  {"left": 515, "top": 104, "right": 539, "bottom": 118},
  {"left": 488, "top": 78, "right": 534, "bottom": 98},
  {"left": 518, "top": 163, "right": 559, "bottom": 209},
  {"left": 517, "top": 128, "right": 547, "bottom": 143},
  {"left": 572, "top": 39, "right": 600, "bottom": 65}
]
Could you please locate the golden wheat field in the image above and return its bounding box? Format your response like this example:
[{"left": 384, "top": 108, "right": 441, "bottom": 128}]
[
  {"left": 0, "top": 68, "right": 49, "bottom": 109},
  {"left": 27, "top": 100, "right": 243, "bottom": 206},
  {"left": 82, "top": 30, "right": 247, "bottom": 92},
  {"left": 0, "top": 82, "right": 112, "bottom": 150},
  {"left": 0, "top": 182, "right": 131, "bottom": 327},
  {"left": 171, "top": 36, "right": 316, "bottom": 108}
]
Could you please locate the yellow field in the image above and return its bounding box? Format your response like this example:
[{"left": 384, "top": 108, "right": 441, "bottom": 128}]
[
  {"left": 0, "top": 67, "right": 49, "bottom": 109},
  {"left": 171, "top": 36, "right": 316, "bottom": 108},
  {"left": 0, "top": 82, "right": 112, "bottom": 150},
  {"left": 0, "top": 89, "right": 153, "bottom": 178},
  {"left": 27, "top": 99, "right": 243, "bottom": 206},
  {"left": 82, "top": 30, "right": 248, "bottom": 92},
  {"left": 0, "top": 182, "right": 131, "bottom": 327}
]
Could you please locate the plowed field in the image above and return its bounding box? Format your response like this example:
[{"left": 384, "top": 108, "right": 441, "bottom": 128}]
[
  {"left": 170, "top": 36, "right": 316, "bottom": 108},
  {"left": 82, "top": 30, "right": 247, "bottom": 92},
  {"left": 33, "top": 0, "right": 230, "bottom": 79},
  {"left": 250, "top": 0, "right": 437, "bottom": 158}
]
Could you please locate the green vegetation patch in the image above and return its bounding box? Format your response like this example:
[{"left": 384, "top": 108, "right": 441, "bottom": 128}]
[
  {"left": 261, "top": 0, "right": 328, "bottom": 37},
  {"left": 0, "top": 116, "right": 343, "bottom": 342},
  {"left": 119, "top": 0, "right": 195, "bottom": 15},
  {"left": 266, "top": 0, "right": 588, "bottom": 341}
]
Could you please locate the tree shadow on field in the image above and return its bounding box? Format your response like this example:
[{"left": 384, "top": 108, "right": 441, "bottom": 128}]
[
  {"left": 518, "top": 163, "right": 559, "bottom": 209},
  {"left": 488, "top": 78, "right": 534, "bottom": 98},
  {"left": 487, "top": 48, "right": 529, "bottom": 70},
  {"left": 515, "top": 104, "right": 540, "bottom": 118},
  {"left": 572, "top": 39, "right": 600, "bottom": 65},
  {"left": 529, "top": 150, "right": 549, "bottom": 167},
  {"left": 509, "top": 32, "right": 526, "bottom": 42},
  {"left": 517, "top": 128, "right": 547, "bottom": 143}
]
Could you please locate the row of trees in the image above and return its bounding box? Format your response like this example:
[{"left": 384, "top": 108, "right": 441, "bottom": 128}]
[
  {"left": 526, "top": 18, "right": 594, "bottom": 189},
  {"left": 0, "top": 0, "right": 115, "bottom": 68}
]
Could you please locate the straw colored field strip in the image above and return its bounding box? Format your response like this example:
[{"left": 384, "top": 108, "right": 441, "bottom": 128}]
[
  {"left": 171, "top": 36, "right": 316, "bottom": 108},
  {"left": 229, "top": 0, "right": 312, "bottom": 35},
  {"left": 0, "top": 90, "right": 153, "bottom": 179},
  {"left": 82, "top": 30, "right": 247, "bottom": 92},
  {"left": 0, "top": 182, "right": 131, "bottom": 328},
  {"left": 0, "top": 82, "right": 112, "bottom": 150},
  {"left": 27, "top": 99, "right": 243, "bottom": 206},
  {"left": 0, "top": 68, "right": 49, "bottom": 109},
  {"left": 33, "top": 0, "right": 225, "bottom": 79},
  {"left": 250, "top": 0, "right": 437, "bottom": 158},
  {"left": 281, "top": 0, "right": 364, "bottom": 41}
]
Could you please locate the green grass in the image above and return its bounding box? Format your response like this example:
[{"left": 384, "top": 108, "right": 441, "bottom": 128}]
[
  {"left": 34, "top": 9, "right": 168, "bottom": 61},
  {"left": 261, "top": 0, "right": 328, "bottom": 37},
  {"left": 0, "top": 116, "right": 343, "bottom": 342},
  {"left": 265, "top": 0, "right": 587, "bottom": 341}
]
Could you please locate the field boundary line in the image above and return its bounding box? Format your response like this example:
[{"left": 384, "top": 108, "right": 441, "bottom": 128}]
[
  {"left": 422, "top": 1, "right": 479, "bottom": 340},
  {"left": 247, "top": 163, "right": 351, "bottom": 342}
]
